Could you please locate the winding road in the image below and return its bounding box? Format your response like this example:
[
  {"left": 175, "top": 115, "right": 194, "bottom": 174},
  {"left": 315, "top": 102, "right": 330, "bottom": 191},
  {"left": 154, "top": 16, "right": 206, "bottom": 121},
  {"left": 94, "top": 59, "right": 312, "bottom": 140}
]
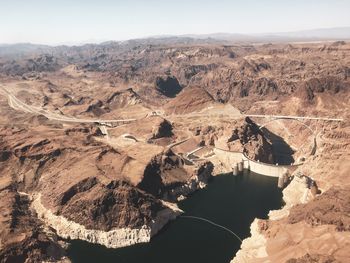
[
  {"left": 0, "top": 85, "right": 136, "bottom": 125},
  {"left": 1, "top": 85, "right": 344, "bottom": 128}
]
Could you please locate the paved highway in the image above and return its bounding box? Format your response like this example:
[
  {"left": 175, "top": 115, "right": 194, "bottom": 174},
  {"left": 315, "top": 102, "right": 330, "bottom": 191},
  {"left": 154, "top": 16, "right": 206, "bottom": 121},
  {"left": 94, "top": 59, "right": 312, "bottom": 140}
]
[
  {"left": 246, "top": 114, "right": 343, "bottom": 122},
  {"left": 1, "top": 85, "right": 344, "bottom": 128},
  {"left": 0, "top": 86, "right": 136, "bottom": 125}
]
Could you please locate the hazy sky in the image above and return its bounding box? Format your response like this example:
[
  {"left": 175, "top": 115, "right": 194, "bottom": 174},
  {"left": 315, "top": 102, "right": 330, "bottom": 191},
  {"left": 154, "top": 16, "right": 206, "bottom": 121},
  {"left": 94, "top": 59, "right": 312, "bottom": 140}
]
[{"left": 1, "top": 0, "right": 350, "bottom": 45}]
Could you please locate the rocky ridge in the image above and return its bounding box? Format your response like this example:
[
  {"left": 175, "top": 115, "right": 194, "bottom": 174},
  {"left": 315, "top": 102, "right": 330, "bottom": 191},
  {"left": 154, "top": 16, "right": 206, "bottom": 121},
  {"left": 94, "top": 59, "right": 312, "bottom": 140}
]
[{"left": 0, "top": 40, "right": 349, "bottom": 262}]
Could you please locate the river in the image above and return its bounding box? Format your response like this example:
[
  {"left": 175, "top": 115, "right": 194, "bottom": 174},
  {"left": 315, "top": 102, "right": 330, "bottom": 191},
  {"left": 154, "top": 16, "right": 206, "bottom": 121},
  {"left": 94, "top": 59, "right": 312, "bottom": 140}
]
[{"left": 68, "top": 171, "right": 283, "bottom": 263}]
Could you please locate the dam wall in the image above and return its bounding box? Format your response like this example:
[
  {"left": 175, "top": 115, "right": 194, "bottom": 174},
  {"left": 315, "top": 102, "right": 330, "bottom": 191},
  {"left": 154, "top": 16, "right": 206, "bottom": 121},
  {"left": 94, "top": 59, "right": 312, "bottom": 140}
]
[
  {"left": 242, "top": 153, "right": 291, "bottom": 177},
  {"left": 212, "top": 148, "right": 243, "bottom": 172},
  {"left": 213, "top": 148, "right": 299, "bottom": 178}
]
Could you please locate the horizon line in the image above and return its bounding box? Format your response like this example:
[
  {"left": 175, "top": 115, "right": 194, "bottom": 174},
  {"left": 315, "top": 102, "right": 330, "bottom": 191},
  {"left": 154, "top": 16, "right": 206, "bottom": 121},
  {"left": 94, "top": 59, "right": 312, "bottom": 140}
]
[{"left": 1, "top": 26, "right": 350, "bottom": 47}]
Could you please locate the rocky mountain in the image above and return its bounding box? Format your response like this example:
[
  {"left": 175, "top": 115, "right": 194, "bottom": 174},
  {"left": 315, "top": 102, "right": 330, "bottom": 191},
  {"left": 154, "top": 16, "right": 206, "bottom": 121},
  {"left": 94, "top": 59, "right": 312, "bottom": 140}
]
[{"left": 0, "top": 39, "right": 349, "bottom": 262}]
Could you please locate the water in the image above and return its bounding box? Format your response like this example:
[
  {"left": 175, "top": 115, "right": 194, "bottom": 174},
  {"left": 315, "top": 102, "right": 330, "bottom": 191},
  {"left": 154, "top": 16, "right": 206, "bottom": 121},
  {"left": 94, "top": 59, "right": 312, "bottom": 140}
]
[{"left": 68, "top": 171, "right": 283, "bottom": 263}]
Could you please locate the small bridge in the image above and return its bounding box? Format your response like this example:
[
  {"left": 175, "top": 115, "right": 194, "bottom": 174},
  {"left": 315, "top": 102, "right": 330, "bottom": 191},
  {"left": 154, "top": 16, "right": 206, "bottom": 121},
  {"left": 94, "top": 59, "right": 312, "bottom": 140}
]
[
  {"left": 95, "top": 119, "right": 136, "bottom": 127},
  {"left": 257, "top": 117, "right": 315, "bottom": 135},
  {"left": 246, "top": 114, "right": 343, "bottom": 159},
  {"left": 245, "top": 114, "right": 343, "bottom": 122}
]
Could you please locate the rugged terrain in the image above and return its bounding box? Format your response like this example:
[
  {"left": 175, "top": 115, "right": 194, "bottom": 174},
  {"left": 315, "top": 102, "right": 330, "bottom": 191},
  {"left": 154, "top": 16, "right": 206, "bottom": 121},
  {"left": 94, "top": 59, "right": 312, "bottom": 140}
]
[{"left": 0, "top": 39, "right": 349, "bottom": 262}]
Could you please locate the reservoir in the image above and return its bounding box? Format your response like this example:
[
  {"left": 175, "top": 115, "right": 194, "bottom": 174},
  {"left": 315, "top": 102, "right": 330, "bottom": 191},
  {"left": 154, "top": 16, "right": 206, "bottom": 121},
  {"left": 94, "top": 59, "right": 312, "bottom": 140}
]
[{"left": 68, "top": 171, "right": 283, "bottom": 263}]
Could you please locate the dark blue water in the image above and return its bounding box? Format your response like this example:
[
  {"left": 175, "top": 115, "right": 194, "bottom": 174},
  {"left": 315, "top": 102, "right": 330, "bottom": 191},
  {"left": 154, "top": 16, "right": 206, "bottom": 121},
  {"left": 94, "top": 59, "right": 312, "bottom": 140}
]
[{"left": 68, "top": 171, "right": 283, "bottom": 263}]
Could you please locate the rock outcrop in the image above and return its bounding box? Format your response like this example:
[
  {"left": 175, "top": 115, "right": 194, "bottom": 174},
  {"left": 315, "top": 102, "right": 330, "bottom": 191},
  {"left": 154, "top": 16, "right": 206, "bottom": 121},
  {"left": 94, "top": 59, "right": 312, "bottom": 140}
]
[
  {"left": 227, "top": 117, "right": 274, "bottom": 163},
  {"left": 0, "top": 190, "right": 67, "bottom": 263},
  {"left": 288, "top": 186, "right": 350, "bottom": 231},
  {"left": 1, "top": 40, "right": 349, "bottom": 262},
  {"left": 164, "top": 86, "right": 215, "bottom": 114},
  {"left": 106, "top": 88, "right": 142, "bottom": 109},
  {"left": 32, "top": 193, "right": 182, "bottom": 249},
  {"left": 138, "top": 149, "right": 213, "bottom": 200},
  {"left": 0, "top": 123, "right": 213, "bottom": 255},
  {"left": 151, "top": 119, "right": 173, "bottom": 139}
]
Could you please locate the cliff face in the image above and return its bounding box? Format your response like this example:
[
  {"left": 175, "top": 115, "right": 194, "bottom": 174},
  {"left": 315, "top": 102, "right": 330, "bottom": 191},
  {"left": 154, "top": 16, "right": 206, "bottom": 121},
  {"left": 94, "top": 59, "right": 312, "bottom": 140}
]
[
  {"left": 0, "top": 190, "right": 67, "bottom": 263},
  {"left": 227, "top": 117, "right": 274, "bottom": 163},
  {"left": 137, "top": 149, "right": 213, "bottom": 200},
  {"left": 1, "top": 40, "right": 349, "bottom": 262},
  {"left": 188, "top": 116, "right": 274, "bottom": 164},
  {"left": 0, "top": 119, "right": 213, "bottom": 257},
  {"left": 232, "top": 119, "right": 350, "bottom": 263},
  {"left": 57, "top": 180, "right": 164, "bottom": 231},
  {"left": 287, "top": 186, "right": 350, "bottom": 231}
]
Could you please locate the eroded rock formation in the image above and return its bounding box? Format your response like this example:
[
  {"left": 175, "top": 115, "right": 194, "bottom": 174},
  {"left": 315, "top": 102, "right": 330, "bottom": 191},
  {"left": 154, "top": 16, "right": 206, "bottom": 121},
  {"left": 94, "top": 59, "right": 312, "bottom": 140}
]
[{"left": 0, "top": 39, "right": 349, "bottom": 262}]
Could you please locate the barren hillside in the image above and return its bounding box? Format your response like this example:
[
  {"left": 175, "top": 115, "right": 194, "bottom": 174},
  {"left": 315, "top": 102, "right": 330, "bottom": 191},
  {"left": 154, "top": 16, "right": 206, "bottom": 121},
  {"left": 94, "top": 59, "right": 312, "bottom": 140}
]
[{"left": 0, "top": 40, "right": 349, "bottom": 262}]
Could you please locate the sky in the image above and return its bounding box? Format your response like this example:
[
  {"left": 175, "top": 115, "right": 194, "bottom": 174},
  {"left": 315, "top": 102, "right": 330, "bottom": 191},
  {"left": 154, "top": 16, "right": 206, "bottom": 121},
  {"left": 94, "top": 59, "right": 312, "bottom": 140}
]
[{"left": 0, "top": 0, "right": 350, "bottom": 45}]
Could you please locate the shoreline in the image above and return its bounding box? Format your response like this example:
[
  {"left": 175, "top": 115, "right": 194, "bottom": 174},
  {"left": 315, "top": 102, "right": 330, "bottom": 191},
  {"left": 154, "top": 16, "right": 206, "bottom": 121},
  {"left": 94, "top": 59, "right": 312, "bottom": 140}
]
[
  {"left": 231, "top": 171, "right": 309, "bottom": 262},
  {"left": 31, "top": 193, "right": 183, "bottom": 249}
]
